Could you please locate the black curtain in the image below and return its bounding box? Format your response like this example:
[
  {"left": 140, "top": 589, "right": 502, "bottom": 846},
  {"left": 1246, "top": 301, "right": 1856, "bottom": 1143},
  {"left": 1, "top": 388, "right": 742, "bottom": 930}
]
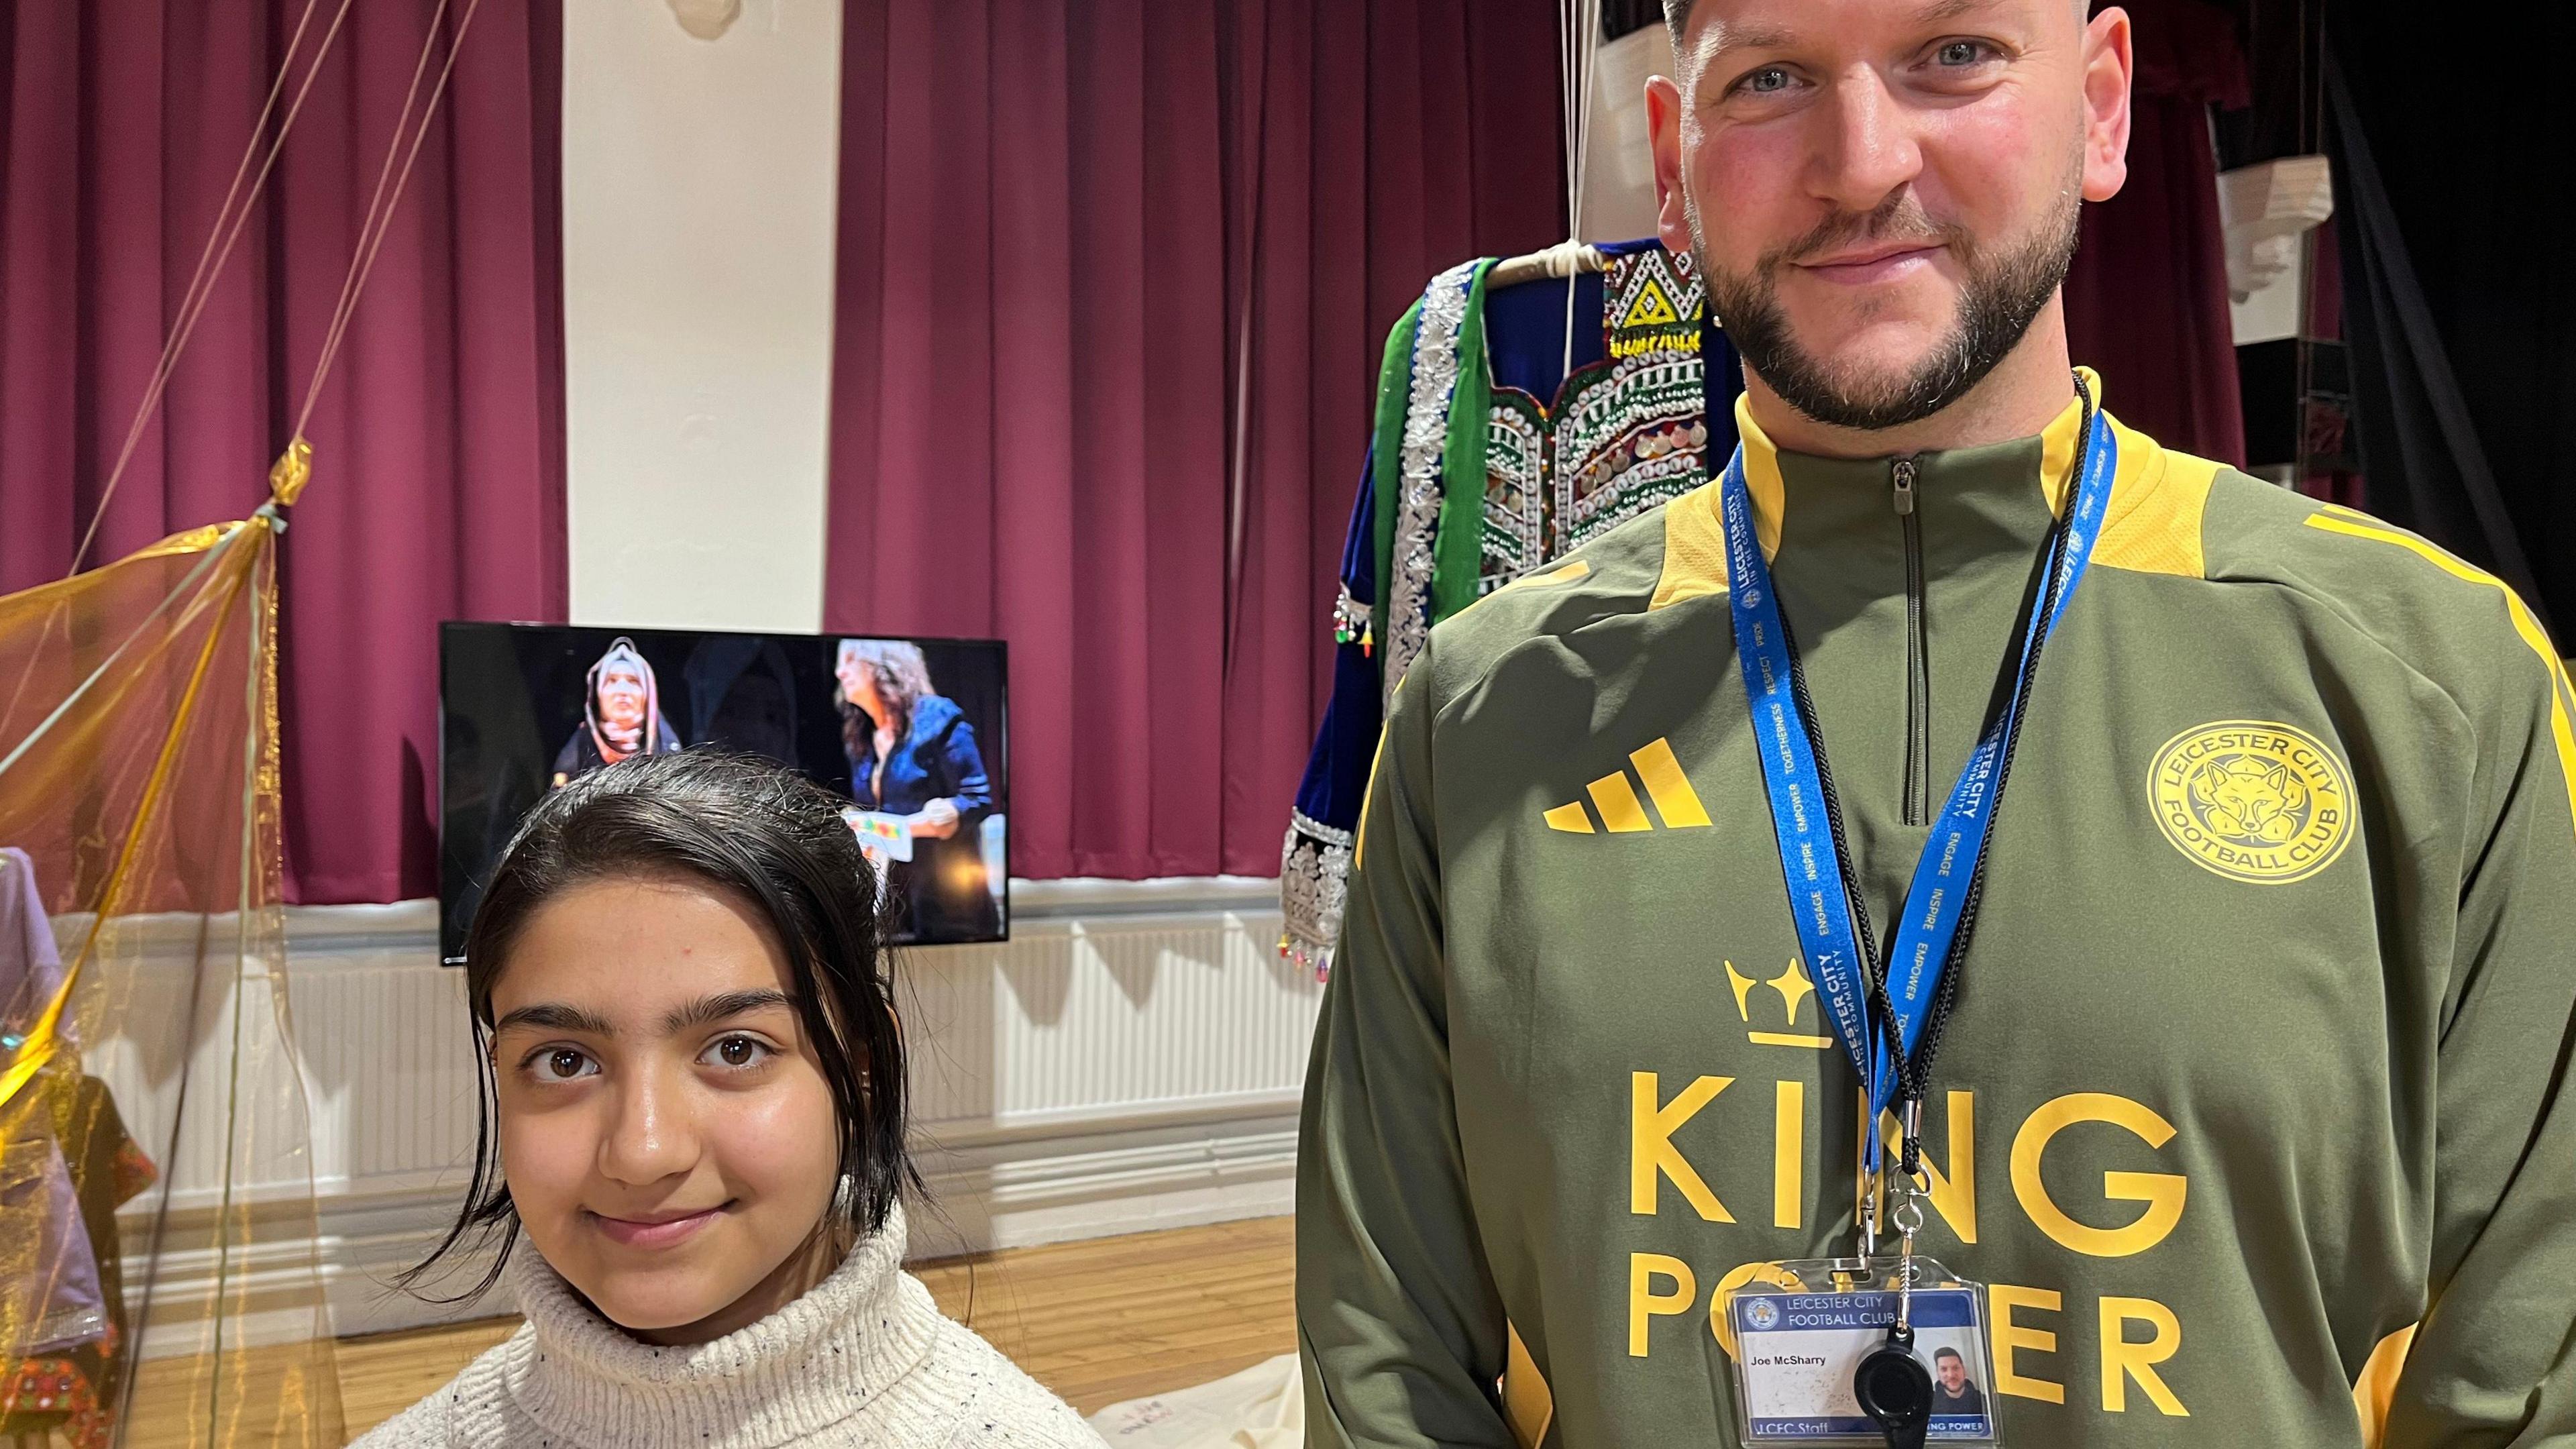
[
  {"left": 1601, "top": 0, "right": 1663, "bottom": 40},
  {"left": 2326, "top": 16, "right": 2569, "bottom": 632}
]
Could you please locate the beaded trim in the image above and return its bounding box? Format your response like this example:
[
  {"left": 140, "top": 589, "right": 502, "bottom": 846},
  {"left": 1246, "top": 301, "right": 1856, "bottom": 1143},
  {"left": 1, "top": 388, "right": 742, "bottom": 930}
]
[
  {"left": 1383, "top": 260, "right": 1481, "bottom": 708},
  {"left": 1279, "top": 808, "right": 1358, "bottom": 980},
  {"left": 1553, "top": 352, "right": 1709, "bottom": 555},
  {"left": 1330, "top": 584, "right": 1373, "bottom": 653},
  {"left": 1606, "top": 246, "right": 1707, "bottom": 360},
  {"left": 1482, "top": 247, "right": 1711, "bottom": 574},
  {"left": 1483, "top": 400, "right": 1548, "bottom": 592}
]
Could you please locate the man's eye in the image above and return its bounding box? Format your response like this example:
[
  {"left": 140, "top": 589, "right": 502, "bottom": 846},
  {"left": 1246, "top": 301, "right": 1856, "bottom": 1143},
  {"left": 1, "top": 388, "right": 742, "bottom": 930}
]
[
  {"left": 703, "top": 1034, "right": 773, "bottom": 1071},
  {"left": 1936, "top": 40, "right": 1994, "bottom": 66},
  {"left": 1743, "top": 66, "right": 1793, "bottom": 95}
]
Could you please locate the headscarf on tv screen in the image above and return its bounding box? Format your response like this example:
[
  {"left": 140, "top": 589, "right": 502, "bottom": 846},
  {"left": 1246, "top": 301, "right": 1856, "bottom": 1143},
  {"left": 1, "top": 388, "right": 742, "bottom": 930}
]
[{"left": 553, "top": 635, "right": 682, "bottom": 785}]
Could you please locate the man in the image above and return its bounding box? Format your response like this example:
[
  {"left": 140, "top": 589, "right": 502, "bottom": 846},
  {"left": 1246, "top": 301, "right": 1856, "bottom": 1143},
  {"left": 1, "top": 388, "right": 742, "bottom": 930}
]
[
  {"left": 1295, "top": 0, "right": 2576, "bottom": 1444},
  {"left": 1931, "top": 1347, "right": 1986, "bottom": 1417}
]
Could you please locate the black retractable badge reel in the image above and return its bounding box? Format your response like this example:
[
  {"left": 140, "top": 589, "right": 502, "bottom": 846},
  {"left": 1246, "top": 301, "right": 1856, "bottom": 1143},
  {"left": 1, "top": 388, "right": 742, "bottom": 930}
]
[
  {"left": 1854, "top": 1337, "right": 1933, "bottom": 1449},
  {"left": 1854, "top": 1144, "right": 1938, "bottom": 1448}
]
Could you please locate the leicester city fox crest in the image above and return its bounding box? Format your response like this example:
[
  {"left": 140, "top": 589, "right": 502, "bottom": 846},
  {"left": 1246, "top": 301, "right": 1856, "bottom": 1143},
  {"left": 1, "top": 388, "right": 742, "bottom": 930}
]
[{"left": 2151, "top": 720, "right": 2354, "bottom": 884}]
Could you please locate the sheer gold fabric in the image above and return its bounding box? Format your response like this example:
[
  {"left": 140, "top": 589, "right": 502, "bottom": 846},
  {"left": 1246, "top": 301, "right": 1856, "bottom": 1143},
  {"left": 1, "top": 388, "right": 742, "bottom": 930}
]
[{"left": 0, "top": 514, "right": 343, "bottom": 1448}]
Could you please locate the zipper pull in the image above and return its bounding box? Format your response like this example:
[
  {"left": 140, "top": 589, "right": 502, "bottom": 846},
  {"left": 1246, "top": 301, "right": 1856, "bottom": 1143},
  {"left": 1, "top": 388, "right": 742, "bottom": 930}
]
[{"left": 1891, "top": 457, "right": 1917, "bottom": 517}]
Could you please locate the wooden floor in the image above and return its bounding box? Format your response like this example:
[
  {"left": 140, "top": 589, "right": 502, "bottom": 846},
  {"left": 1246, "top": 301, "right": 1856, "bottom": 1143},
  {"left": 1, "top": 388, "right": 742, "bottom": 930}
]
[
  {"left": 327, "top": 1214, "right": 1295, "bottom": 1440},
  {"left": 910, "top": 1215, "right": 1295, "bottom": 1415}
]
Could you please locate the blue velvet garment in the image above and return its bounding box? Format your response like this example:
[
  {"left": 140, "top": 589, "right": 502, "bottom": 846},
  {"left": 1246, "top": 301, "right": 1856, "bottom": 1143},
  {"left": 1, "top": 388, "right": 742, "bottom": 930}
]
[{"left": 1288, "top": 458, "right": 1384, "bottom": 841}]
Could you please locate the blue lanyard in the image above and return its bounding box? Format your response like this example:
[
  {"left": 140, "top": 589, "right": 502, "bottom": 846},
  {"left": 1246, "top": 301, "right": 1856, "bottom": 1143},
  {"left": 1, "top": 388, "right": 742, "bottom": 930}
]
[{"left": 1716, "top": 392, "right": 2116, "bottom": 1173}]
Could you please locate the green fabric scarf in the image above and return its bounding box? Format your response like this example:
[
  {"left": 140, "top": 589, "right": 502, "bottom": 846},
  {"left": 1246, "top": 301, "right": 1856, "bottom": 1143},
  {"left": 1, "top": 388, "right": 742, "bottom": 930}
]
[{"left": 1368, "top": 260, "right": 1496, "bottom": 693}]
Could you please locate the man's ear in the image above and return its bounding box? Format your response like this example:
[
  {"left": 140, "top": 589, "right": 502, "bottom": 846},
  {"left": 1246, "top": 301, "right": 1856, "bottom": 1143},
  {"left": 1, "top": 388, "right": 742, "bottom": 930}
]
[
  {"left": 2080, "top": 6, "right": 2135, "bottom": 203},
  {"left": 1647, "top": 73, "right": 1693, "bottom": 257}
]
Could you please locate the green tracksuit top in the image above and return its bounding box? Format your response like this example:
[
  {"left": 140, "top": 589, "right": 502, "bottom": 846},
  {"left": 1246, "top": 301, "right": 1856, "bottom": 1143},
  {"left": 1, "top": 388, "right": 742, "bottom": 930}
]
[{"left": 1297, "top": 381, "right": 2576, "bottom": 1448}]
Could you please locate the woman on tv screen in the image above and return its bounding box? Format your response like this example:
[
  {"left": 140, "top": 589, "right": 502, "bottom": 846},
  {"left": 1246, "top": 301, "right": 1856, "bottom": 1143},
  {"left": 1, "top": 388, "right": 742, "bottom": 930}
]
[
  {"left": 835, "top": 640, "right": 1000, "bottom": 940},
  {"left": 553, "top": 636, "right": 682, "bottom": 786}
]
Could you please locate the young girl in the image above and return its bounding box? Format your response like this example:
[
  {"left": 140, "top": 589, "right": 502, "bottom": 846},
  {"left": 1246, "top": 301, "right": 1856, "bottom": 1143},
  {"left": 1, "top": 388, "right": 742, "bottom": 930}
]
[{"left": 362, "top": 751, "right": 1099, "bottom": 1447}]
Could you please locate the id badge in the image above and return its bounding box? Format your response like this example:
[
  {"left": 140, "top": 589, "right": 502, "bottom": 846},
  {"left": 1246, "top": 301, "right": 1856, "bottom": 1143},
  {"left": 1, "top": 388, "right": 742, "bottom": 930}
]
[{"left": 1721, "top": 1256, "right": 2002, "bottom": 1444}]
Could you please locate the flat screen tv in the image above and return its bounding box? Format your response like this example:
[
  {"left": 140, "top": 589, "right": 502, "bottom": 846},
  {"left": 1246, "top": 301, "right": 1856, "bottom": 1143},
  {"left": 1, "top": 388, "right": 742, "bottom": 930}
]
[{"left": 439, "top": 623, "right": 1009, "bottom": 963}]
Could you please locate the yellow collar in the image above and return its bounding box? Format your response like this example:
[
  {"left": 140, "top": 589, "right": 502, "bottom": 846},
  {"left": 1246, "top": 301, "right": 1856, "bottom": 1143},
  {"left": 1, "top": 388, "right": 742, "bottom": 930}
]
[{"left": 1728, "top": 367, "right": 2103, "bottom": 554}]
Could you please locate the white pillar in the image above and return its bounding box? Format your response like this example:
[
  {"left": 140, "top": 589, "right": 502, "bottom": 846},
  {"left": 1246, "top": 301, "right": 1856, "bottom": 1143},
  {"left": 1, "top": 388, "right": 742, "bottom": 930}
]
[{"left": 560, "top": 0, "right": 842, "bottom": 633}]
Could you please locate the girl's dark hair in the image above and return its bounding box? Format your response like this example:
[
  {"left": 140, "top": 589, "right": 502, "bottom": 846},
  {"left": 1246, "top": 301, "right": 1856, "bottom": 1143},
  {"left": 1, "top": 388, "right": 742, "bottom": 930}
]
[{"left": 403, "top": 749, "right": 913, "bottom": 1299}]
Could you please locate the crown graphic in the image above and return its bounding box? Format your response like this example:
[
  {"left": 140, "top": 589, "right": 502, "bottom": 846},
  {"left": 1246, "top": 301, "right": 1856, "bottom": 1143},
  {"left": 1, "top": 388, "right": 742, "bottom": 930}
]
[
  {"left": 1543, "top": 737, "right": 1711, "bottom": 834},
  {"left": 1725, "top": 957, "right": 1833, "bottom": 1051}
]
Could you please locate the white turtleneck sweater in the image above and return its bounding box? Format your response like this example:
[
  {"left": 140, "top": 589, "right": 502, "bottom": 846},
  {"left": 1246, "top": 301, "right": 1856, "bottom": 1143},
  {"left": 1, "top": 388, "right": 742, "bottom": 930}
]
[{"left": 355, "top": 1205, "right": 1104, "bottom": 1449}]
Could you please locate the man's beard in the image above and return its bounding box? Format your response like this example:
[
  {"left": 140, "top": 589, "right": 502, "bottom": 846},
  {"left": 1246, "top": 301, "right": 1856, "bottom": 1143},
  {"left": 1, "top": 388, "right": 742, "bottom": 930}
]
[{"left": 1694, "top": 183, "right": 2080, "bottom": 432}]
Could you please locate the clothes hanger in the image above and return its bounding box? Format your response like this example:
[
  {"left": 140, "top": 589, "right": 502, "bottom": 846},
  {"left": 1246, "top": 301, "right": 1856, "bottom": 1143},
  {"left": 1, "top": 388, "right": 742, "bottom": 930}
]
[{"left": 1488, "top": 239, "right": 1607, "bottom": 289}]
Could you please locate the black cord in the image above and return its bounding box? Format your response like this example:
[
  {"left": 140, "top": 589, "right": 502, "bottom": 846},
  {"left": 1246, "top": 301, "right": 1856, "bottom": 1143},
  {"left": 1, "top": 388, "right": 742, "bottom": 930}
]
[
  {"left": 1906, "top": 374, "right": 2092, "bottom": 1124},
  {"left": 1778, "top": 373, "right": 2098, "bottom": 1177}
]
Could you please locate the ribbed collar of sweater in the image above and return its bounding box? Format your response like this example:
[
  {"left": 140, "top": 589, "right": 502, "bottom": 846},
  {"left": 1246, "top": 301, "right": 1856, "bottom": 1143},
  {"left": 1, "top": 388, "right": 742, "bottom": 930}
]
[{"left": 502, "top": 1202, "right": 941, "bottom": 1449}]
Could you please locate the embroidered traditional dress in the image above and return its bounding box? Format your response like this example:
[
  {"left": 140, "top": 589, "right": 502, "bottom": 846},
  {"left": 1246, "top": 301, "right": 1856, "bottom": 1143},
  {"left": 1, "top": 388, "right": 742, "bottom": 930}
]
[
  {"left": 1, "top": 850, "right": 157, "bottom": 1449},
  {"left": 1281, "top": 241, "right": 1743, "bottom": 972}
]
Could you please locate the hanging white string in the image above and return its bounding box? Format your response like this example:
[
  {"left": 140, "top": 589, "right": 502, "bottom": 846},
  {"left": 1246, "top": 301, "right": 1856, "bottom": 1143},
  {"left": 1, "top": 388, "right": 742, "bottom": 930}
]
[
  {"left": 20, "top": 0, "right": 350, "bottom": 756},
  {"left": 1566, "top": 0, "right": 1587, "bottom": 242},
  {"left": 1558, "top": 0, "right": 1605, "bottom": 384},
  {"left": 67, "top": 0, "right": 356, "bottom": 577},
  {"left": 294, "top": 0, "right": 488, "bottom": 441},
  {"left": 1223, "top": 0, "right": 1273, "bottom": 674},
  {"left": 15, "top": 0, "right": 482, "bottom": 777}
]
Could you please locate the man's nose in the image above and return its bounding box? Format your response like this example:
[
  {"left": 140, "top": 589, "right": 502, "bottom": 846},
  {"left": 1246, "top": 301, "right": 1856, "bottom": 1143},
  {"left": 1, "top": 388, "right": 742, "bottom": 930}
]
[{"left": 1807, "top": 66, "right": 1923, "bottom": 218}]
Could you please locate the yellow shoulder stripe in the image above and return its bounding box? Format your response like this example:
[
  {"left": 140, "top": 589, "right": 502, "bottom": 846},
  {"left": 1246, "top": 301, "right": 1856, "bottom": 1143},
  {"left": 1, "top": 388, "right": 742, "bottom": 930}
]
[
  {"left": 1654, "top": 397, "right": 1790, "bottom": 612},
  {"left": 1506, "top": 559, "right": 1590, "bottom": 590},
  {"left": 2304, "top": 506, "right": 2576, "bottom": 839},
  {"left": 2090, "top": 415, "right": 2218, "bottom": 578},
  {"left": 1652, "top": 481, "right": 1731, "bottom": 610},
  {"left": 2350, "top": 1322, "right": 2416, "bottom": 1448},
  {"left": 1352, "top": 696, "right": 1393, "bottom": 873},
  {"left": 1503, "top": 1323, "right": 1555, "bottom": 1449}
]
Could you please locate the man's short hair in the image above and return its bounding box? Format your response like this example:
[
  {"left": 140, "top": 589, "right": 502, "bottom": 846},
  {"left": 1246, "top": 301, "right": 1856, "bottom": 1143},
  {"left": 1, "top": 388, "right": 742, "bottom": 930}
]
[{"left": 1934, "top": 1346, "right": 1965, "bottom": 1363}]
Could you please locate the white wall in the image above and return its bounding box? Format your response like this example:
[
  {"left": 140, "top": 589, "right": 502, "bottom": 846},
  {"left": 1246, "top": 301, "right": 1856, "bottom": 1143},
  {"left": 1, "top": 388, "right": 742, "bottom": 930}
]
[
  {"left": 561, "top": 0, "right": 843, "bottom": 634},
  {"left": 1577, "top": 24, "right": 1673, "bottom": 246}
]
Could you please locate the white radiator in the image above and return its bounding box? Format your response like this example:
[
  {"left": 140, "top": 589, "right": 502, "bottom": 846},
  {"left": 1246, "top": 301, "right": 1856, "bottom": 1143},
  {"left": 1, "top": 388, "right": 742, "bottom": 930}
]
[{"left": 79, "top": 878, "right": 1318, "bottom": 1348}]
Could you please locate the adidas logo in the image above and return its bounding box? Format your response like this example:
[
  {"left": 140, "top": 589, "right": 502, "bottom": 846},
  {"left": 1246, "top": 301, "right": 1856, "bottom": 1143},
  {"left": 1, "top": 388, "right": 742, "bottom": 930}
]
[{"left": 1542, "top": 738, "right": 1711, "bottom": 833}]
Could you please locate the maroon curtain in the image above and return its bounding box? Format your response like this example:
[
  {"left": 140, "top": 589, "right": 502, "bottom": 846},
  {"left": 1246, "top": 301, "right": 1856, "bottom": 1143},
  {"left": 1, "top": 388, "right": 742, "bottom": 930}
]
[
  {"left": 0, "top": 0, "right": 566, "bottom": 903},
  {"left": 828, "top": 0, "right": 1564, "bottom": 880},
  {"left": 2064, "top": 0, "right": 2249, "bottom": 466}
]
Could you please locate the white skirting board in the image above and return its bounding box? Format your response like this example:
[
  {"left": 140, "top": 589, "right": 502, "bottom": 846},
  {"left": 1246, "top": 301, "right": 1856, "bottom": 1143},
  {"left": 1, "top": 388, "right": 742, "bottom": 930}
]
[{"left": 85, "top": 879, "right": 1318, "bottom": 1352}]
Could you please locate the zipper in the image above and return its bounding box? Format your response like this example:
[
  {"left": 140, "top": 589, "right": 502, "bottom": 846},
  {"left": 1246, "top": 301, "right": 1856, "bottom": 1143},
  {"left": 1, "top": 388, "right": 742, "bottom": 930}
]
[{"left": 1893, "top": 457, "right": 1930, "bottom": 826}]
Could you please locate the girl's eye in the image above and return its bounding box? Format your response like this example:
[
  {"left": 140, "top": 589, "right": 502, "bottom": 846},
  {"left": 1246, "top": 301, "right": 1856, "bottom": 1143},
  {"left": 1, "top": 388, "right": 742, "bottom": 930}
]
[
  {"left": 704, "top": 1034, "right": 773, "bottom": 1071},
  {"left": 536, "top": 1047, "right": 596, "bottom": 1082}
]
